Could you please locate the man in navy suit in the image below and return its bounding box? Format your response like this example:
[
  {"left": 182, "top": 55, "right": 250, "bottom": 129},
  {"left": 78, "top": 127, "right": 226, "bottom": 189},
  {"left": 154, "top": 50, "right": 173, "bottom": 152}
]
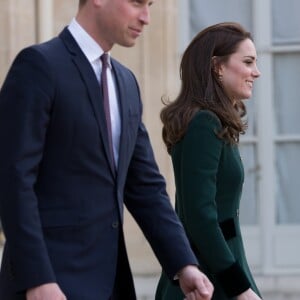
[{"left": 0, "top": 0, "right": 213, "bottom": 299}]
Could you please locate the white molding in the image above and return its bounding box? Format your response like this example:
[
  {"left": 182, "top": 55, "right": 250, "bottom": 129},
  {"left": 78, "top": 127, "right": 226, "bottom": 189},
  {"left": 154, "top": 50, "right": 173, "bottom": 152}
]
[
  {"left": 275, "top": 135, "right": 300, "bottom": 142},
  {"left": 259, "top": 45, "right": 300, "bottom": 53},
  {"left": 253, "top": 0, "right": 276, "bottom": 274},
  {"left": 240, "top": 136, "right": 259, "bottom": 144},
  {"left": 178, "top": 0, "right": 190, "bottom": 53}
]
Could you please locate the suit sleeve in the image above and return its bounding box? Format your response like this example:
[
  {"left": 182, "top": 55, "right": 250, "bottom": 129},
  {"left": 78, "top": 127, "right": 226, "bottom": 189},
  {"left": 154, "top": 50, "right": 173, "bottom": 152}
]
[
  {"left": 122, "top": 76, "right": 198, "bottom": 280},
  {"left": 0, "top": 47, "right": 56, "bottom": 291},
  {"left": 179, "top": 111, "right": 250, "bottom": 297}
]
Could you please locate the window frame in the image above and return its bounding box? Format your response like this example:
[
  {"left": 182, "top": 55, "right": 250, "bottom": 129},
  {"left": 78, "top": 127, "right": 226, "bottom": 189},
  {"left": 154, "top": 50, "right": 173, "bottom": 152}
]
[{"left": 178, "top": 0, "right": 300, "bottom": 274}]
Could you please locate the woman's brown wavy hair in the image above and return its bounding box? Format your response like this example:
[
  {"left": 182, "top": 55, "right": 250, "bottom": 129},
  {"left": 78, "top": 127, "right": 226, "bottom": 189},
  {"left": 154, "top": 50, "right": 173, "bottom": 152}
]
[{"left": 161, "top": 22, "right": 252, "bottom": 154}]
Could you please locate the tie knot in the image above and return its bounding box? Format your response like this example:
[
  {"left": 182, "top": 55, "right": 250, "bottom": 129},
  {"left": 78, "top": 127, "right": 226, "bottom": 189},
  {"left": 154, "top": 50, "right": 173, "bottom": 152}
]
[{"left": 101, "top": 53, "right": 109, "bottom": 69}]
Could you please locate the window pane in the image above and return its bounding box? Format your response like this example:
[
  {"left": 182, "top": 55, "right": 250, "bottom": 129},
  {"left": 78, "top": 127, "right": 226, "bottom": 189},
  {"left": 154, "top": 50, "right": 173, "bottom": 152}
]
[
  {"left": 239, "top": 144, "right": 258, "bottom": 225},
  {"left": 272, "top": 0, "right": 300, "bottom": 45},
  {"left": 274, "top": 53, "right": 300, "bottom": 134},
  {"left": 189, "top": 0, "right": 252, "bottom": 40},
  {"left": 276, "top": 143, "right": 300, "bottom": 224}
]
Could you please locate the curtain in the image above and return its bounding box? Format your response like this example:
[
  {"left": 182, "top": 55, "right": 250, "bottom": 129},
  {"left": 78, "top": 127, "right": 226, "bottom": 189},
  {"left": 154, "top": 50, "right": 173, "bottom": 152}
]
[
  {"left": 189, "top": 0, "right": 252, "bottom": 40},
  {"left": 274, "top": 53, "right": 300, "bottom": 223},
  {"left": 272, "top": 0, "right": 300, "bottom": 45}
]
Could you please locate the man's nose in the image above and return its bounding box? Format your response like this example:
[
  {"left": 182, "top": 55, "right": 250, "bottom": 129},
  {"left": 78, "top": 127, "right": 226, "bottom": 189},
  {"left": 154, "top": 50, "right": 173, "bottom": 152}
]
[{"left": 140, "top": 6, "right": 150, "bottom": 25}]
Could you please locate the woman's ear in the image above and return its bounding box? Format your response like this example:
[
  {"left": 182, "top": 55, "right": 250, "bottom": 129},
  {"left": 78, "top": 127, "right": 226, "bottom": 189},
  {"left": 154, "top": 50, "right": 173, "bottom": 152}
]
[
  {"left": 212, "top": 56, "right": 224, "bottom": 82},
  {"left": 212, "top": 56, "right": 220, "bottom": 74},
  {"left": 211, "top": 56, "right": 219, "bottom": 72}
]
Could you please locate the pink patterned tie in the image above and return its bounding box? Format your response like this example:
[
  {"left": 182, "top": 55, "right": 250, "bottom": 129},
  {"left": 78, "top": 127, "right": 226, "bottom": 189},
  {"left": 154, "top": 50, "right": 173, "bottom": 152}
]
[{"left": 100, "top": 53, "right": 115, "bottom": 167}]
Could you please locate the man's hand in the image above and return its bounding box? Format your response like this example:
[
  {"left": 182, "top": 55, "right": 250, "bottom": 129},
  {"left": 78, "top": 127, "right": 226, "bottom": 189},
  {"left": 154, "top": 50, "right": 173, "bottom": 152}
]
[
  {"left": 178, "top": 265, "right": 213, "bottom": 300},
  {"left": 26, "top": 283, "right": 66, "bottom": 300}
]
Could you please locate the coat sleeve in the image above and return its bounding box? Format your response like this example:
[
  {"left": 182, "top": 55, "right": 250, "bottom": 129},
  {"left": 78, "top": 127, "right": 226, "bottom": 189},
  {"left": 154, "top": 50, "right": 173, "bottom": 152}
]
[
  {"left": 0, "top": 47, "right": 56, "bottom": 291},
  {"left": 122, "top": 75, "right": 198, "bottom": 280},
  {"left": 178, "top": 111, "right": 250, "bottom": 297}
]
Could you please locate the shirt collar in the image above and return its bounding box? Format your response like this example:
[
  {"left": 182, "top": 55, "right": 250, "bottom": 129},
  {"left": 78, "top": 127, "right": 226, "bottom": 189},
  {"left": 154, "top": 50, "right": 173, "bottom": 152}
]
[{"left": 68, "top": 18, "right": 112, "bottom": 68}]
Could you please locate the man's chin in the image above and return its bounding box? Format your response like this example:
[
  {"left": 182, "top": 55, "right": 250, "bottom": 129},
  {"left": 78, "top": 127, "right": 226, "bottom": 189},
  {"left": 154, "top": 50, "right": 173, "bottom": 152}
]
[{"left": 118, "top": 39, "right": 137, "bottom": 48}]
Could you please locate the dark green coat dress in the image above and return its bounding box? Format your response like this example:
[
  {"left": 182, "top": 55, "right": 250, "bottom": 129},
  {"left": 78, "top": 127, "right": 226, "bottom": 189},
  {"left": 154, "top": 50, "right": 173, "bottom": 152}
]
[{"left": 155, "top": 111, "right": 261, "bottom": 299}]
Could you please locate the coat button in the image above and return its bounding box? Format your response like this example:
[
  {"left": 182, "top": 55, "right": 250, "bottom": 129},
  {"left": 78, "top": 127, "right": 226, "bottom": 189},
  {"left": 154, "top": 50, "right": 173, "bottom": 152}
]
[
  {"left": 236, "top": 209, "right": 239, "bottom": 217},
  {"left": 112, "top": 221, "right": 119, "bottom": 229}
]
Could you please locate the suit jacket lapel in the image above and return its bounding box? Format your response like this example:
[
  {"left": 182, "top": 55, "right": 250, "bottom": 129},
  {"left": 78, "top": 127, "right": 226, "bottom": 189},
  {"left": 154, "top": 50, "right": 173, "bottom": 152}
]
[{"left": 59, "top": 28, "right": 116, "bottom": 178}]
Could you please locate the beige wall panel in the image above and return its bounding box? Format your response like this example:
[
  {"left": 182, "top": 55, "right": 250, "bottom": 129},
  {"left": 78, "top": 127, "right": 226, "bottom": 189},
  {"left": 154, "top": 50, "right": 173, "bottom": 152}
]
[
  {"left": 0, "top": 0, "right": 36, "bottom": 83},
  {"left": 53, "top": 0, "right": 77, "bottom": 35}
]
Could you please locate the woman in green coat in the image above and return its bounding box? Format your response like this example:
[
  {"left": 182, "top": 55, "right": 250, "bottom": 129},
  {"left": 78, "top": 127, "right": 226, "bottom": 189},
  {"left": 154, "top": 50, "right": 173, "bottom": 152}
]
[{"left": 155, "top": 22, "right": 262, "bottom": 300}]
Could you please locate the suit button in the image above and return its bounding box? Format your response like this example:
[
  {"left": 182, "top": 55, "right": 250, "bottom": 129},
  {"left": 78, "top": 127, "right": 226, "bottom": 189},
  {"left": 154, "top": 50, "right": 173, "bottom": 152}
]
[
  {"left": 236, "top": 209, "right": 239, "bottom": 217},
  {"left": 112, "top": 221, "right": 119, "bottom": 229}
]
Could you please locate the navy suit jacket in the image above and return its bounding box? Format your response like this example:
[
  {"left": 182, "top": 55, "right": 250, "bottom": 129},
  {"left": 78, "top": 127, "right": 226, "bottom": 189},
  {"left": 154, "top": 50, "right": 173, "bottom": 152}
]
[{"left": 0, "top": 28, "right": 197, "bottom": 299}]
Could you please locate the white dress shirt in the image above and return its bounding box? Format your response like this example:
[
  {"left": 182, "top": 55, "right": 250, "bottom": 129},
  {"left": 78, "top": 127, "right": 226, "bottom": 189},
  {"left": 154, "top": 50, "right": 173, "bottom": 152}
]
[{"left": 68, "top": 18, "right": 121, "bottom": 166}]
